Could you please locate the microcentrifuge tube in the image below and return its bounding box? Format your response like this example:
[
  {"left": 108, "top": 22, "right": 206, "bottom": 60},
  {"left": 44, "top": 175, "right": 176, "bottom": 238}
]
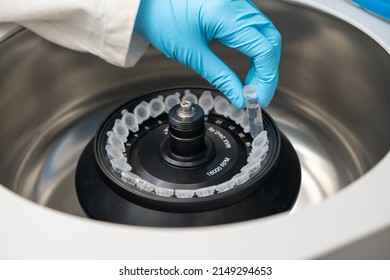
[
  {"left": 248, "top": 145, "right": 269, "bottom": 163},
  {"left": 215, "top": 181, "right": 234, "bottom": 193},
  {"left": 214, "top": 96, "right": 230, "bottom": 117},
  {"left": 121, "top": 109, "right": 139, "bottom": 133},
  {"left": 241, "top": 160, "right": 261, "bottom": 176},
  {"left": 134, "top": 101, "right": 151, "bottom": 124},
  {"left": 198, "top": 90, "right": 214, "bottom": 115},
  {"left": 113, "top": 119, "right": 129, "bottom": 142},
  {"left": 252, "top": 131, "right": 268, "bottom": 149},
  {"left": 154, "top": 186, "right": 174, "bottom": 197},
  {"left": 149, "top": 95, "right": 165, "bottom": 118},
  {"left": 243, "top": 85, "right": 263, "bottom": 139},
  {"left": 135, "top": 178, "right": 155, "bottom": 192},
  {"left": 239, "top": 113, "right": 250, "bottom": 133},
  {"left": 105, "top": 144, "right": 126, "bottom": 160},
  {"left": 182, "top": 89, "right": 198, "bottom": 104},
  {"left": 228, "top": 103, "right": 243, "bottom": 124},
  {"left": 107, "top": 131, "right": 125, "bottom": 152},
  {"left": 195, "top": 186, "right": 215, "bottom": 197},
  {"left": 231, "top": 171, "right": 250, "bottom": 185},
  {"left": 165, "top": 92, "right": 181, "bottom": 113},
  {"left": 121, "top": 171, "right": 140, "bottom": 185},
  {"left": 110, "top": 158, "right": 132, "bottom": 173},
  {"left": 175, "top": 189, "right": 195, "bottom": 198}
]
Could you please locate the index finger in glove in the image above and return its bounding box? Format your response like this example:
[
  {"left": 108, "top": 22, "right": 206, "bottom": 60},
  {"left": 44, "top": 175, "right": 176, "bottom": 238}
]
[{"left": 216, "top": 14, "right": 281, "bottom": 106}]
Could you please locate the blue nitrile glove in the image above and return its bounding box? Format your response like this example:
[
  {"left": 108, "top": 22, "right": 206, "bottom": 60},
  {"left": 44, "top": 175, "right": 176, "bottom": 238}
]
[
  {"left": 352, "top": 0, "right": 390, "bottom": 20},
  {"left": 134, "top": 0, "right": 281, "bottom": 108}
]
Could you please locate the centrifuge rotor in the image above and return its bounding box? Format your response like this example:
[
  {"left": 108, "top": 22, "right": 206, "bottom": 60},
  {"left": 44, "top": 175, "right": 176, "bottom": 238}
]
[{"left": 76, "top": 88, "right": 301, "bottom": 227}]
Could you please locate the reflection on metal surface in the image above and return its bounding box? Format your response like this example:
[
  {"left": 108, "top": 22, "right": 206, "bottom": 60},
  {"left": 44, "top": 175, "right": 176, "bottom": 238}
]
[{"left": 0, "top": 0, "right": 389, "bottom": 219}]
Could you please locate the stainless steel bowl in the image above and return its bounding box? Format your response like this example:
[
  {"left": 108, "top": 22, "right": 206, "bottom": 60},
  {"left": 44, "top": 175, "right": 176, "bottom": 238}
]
[{"left": 0, "top": 0, "right": 389, "bottom": 220}]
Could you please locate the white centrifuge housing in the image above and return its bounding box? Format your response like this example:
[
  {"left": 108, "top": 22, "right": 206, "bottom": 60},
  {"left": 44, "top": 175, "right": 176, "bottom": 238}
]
[{"left": 0, "top": 0, "right": 389, "bottom": 259}]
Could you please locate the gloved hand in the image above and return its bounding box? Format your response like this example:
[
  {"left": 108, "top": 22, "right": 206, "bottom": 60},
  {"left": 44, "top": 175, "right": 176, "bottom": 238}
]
[{"left": 135, "top": 0, "right": 281, "bottom": 108}]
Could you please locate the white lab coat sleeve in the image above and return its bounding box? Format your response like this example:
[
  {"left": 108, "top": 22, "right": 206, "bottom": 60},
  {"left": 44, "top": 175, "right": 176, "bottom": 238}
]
[{"left": 0, "top": 0, "right": 149, "bottom": 67}]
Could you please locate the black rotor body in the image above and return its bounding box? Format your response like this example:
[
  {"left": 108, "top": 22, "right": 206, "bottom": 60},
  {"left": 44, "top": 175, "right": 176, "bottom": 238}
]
[{"left": 76, "top": 88, "right": 301, "bottom": 227}]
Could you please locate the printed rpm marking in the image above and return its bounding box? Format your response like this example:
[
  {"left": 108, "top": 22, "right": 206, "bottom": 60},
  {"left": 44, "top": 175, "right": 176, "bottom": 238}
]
[
  {"left": 206, "top": 126, "right": 233, "bottom": 176},
  {"left": 207, "top": 157, "right": 231, "bottom": 177}
]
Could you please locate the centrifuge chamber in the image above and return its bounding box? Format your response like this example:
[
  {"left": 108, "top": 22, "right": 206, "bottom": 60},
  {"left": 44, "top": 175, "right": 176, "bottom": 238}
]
[{"left": 0, "top": 0, "right": 389, "bottom": 259}]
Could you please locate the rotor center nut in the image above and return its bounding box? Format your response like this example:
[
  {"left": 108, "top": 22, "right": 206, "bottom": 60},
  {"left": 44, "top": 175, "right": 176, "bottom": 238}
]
[
  {"left": 160, "top": 101, "right": 215, "bottom": 167},
  {"left": 177, "top": 101, "right": 196, "bottom": 118}
]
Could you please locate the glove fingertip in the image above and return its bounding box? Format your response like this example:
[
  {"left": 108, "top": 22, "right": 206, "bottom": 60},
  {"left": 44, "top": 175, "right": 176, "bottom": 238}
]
[
  {"left": 245, "top": 66, "right": 257, "bottom": 85},
  {"left": 233, "top": 95, "right": 246, "bottom": 109},
  {"left": 256, "top": 82, "right": 276, "bottom": 107},
  {"left": 257, "top": 79, "right": 277, "bottom": 107},
  {"left": 222, "top": 86, "right": 246, "bottom": 109},
  {"left": 258, "top": 95, "right": 272, "bottom": 107}
]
